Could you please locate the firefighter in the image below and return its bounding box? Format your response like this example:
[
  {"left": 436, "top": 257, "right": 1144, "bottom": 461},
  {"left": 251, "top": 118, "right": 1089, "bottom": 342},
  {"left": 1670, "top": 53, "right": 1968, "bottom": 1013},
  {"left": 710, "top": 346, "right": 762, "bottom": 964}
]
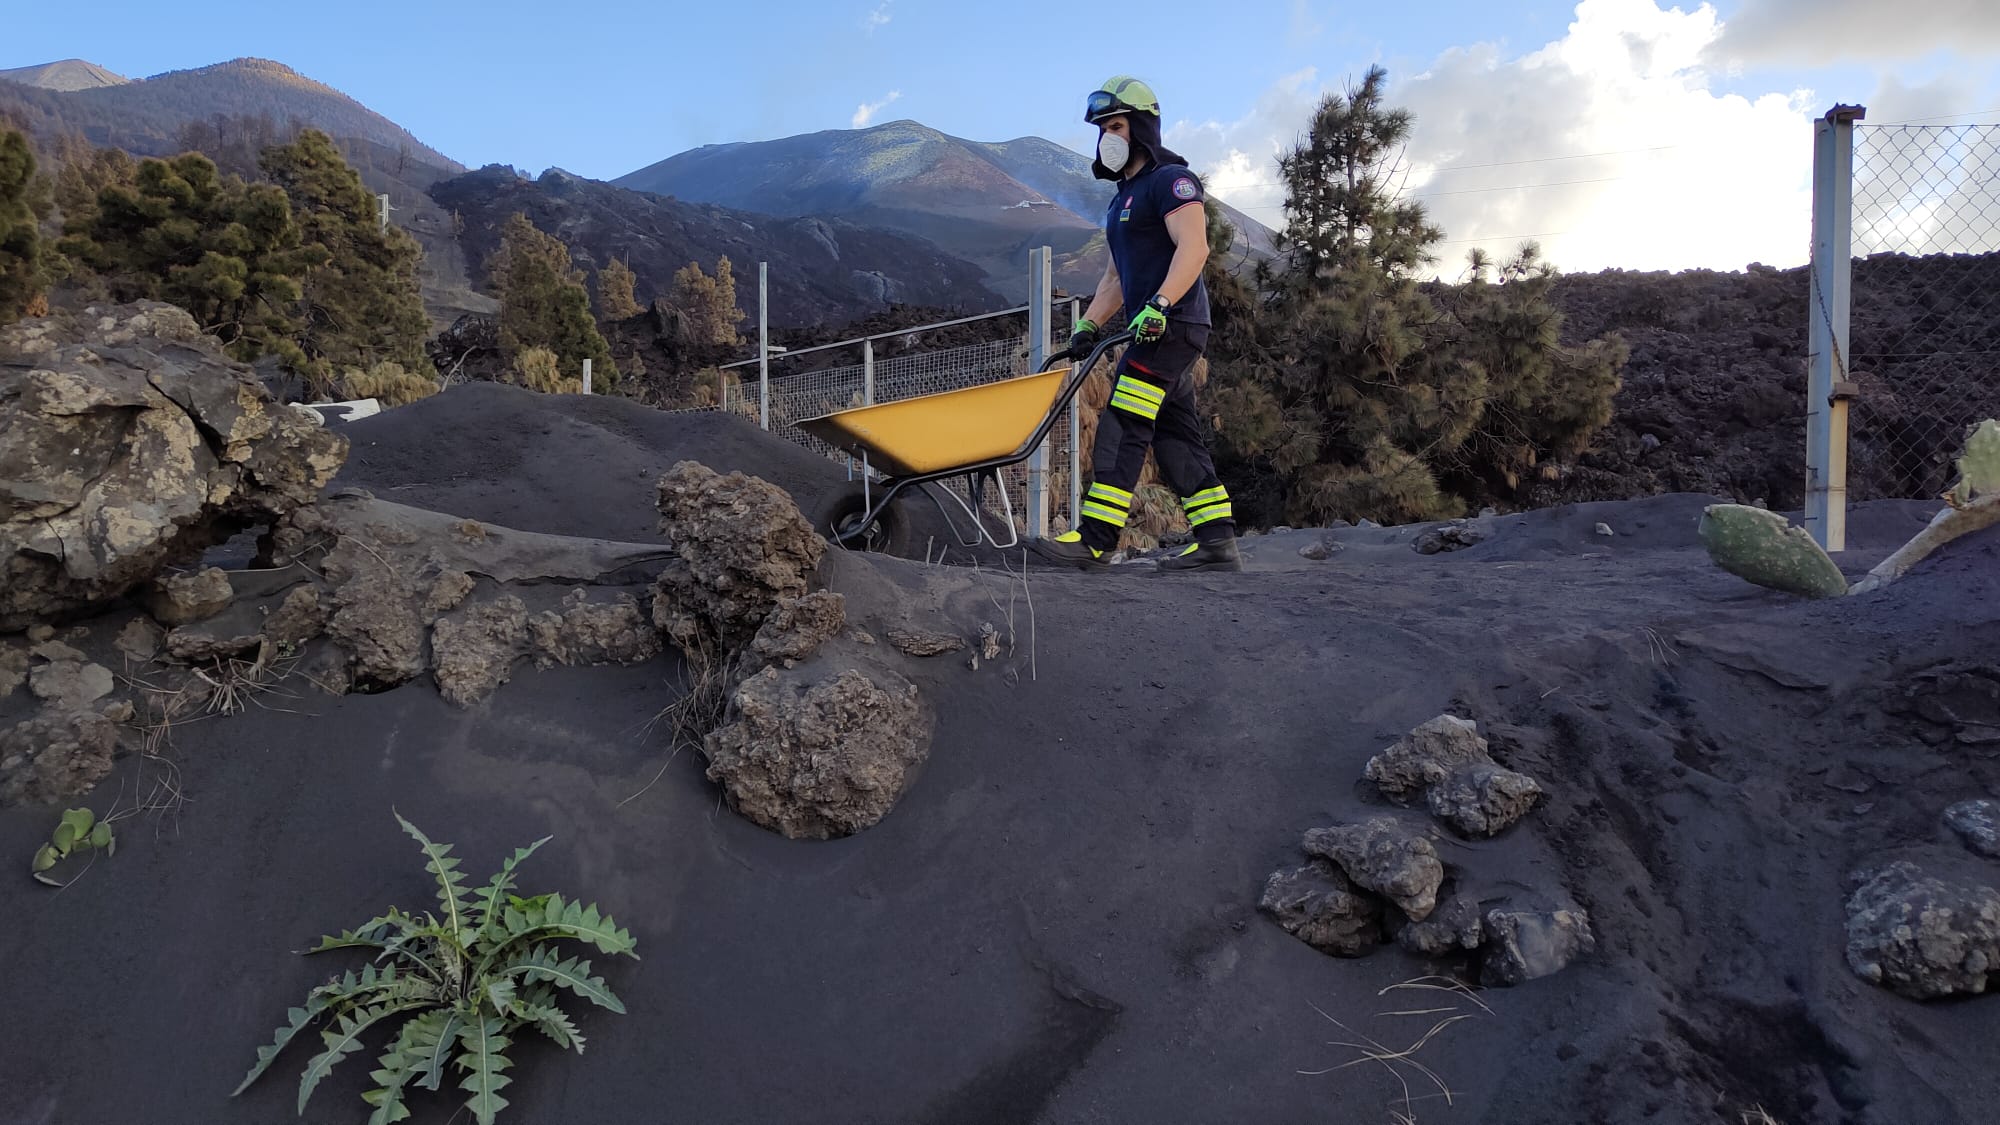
[{"left": 1032, "top": 75, "right": 1241, "bottom": 573}]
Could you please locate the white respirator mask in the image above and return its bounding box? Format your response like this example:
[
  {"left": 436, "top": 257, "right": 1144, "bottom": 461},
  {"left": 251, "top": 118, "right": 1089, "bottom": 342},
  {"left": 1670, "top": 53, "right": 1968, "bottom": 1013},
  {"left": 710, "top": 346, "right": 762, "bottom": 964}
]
[{"left": 1097, "top": 132, "right": 1130, "bottom": 174}]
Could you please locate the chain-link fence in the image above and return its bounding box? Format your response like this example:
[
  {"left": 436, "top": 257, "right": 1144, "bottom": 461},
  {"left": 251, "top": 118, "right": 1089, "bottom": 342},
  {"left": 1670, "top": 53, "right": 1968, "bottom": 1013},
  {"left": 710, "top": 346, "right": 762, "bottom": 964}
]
[
  {"left": 680, "top": 306, "right": 1082, "bottom": 536},
  {"left": 1846, "top": 122, "right": 2000, "bottom": 499}
]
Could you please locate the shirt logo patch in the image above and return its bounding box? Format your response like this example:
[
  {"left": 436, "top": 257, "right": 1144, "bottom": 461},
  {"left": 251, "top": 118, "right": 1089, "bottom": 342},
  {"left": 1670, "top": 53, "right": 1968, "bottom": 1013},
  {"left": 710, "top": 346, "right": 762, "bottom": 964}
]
[
  {"left": 1172, "top": 177, "right": 1198, "bottom": 200},
  {"left": 1118, "top": 209, "right": 1131, "bottom": 222}
]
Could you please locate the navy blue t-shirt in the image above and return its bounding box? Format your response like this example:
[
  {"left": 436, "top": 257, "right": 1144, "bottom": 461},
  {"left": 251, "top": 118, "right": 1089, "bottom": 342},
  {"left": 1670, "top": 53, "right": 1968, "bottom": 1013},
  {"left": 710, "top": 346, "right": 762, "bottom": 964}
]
[{"left": 1104, "top": 161, "right": 1211, "bottom": 327}]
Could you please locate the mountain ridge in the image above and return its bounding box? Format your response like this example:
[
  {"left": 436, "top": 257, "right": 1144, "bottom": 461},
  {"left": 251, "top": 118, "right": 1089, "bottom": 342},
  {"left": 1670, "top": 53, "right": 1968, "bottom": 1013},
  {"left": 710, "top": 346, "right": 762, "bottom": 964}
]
[
  {"left": 0, "top": 59, "right": 128, "bottom": 91},
  {"left": 616, "top": 118, "right": 1276, "bottom": 294}
]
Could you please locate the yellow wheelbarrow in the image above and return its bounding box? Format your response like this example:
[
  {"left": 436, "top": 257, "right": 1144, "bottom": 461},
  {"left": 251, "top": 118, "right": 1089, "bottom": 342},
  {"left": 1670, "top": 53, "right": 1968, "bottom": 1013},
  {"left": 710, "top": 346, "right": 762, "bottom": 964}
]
[{"left": 798, "top": 331, "right": 1134, "bottom": 553}]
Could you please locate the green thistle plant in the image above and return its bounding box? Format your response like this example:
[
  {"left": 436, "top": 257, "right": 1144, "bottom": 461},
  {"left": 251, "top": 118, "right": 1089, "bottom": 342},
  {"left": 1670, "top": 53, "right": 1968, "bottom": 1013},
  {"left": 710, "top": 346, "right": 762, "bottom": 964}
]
[{"left": 233, "top": 812, "right": 638, "bottom": 1124}]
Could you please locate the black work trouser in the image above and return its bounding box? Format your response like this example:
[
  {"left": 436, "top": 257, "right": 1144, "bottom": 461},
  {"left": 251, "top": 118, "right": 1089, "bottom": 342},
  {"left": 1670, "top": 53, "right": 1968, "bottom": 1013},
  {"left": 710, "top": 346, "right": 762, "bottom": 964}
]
[{"left": 1078, "top": 322, "right": 1236, "bottom": 551}]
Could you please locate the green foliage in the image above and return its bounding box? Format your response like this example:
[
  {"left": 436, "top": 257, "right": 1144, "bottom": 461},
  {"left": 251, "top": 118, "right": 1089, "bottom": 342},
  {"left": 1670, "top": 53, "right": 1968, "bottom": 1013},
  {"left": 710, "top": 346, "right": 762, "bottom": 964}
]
[
  {"left": 31, "top": 806, "right": 114, "bottom": 887},
  {"left": 58, "top": 150, "right": 319, "bottom": 368},
  {"left": 493, "top": 213, "right": 617, "bottom": 390},
  {"left": 342, "top": 361, "right": 438, "bottom": 407},
  {"left": 510, "top": 346, "right": 580, "bottom": 394},
  {"left": 1208, "top": 67, "right": 1625, "bottom": 526},
  {"left": 596, "top": 257, "right": 641, "bottom": 321},
  {"left": 0, "top": 129, "right": 46, "bottom": 324},
  {"left": 259, "top": 130, "right": 431, "bottom": 388},
  {"left": 234, "top": 813, "right": 637, "bottom": 1125},
  {"left": 668, "top": 256, "right": 744, "bottom": 348},
  {"left": 1948, "top": 419, "right": 2000, "bottom": 509},
  {"left": 1697, "top": 504, "right": 1849, "bottom": 598}
]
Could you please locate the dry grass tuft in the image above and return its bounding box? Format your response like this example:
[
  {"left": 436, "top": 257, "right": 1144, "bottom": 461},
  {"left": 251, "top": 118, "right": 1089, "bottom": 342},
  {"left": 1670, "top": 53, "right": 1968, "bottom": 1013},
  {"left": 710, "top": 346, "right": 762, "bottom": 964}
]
[{"left": 1301, "top": 976, "right": 1494, "bottom": 1124}]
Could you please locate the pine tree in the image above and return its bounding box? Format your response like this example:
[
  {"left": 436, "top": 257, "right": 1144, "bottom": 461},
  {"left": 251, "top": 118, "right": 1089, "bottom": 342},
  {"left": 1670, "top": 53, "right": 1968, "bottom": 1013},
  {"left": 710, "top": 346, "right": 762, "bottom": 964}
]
[
  {"left": 0, "top": 129, "right": 45, "bottom": 324},
  {"left": 1209, "top": 67, "right": 1624, "bottom": 525},
  {"left": 258, "top": 129, "right": 431, "bottom": 382},
  {"left": 58, "top": 151, "right": 318, "bottom": 367},
  {"left": 493, "top": 212, "right": 617, "bottom": 388},
  {"left": 597, "top": 256, "right": 640, "bottom": 320},
  {"left": 668, "top": 256, "right": 744, "bottom": 347}
]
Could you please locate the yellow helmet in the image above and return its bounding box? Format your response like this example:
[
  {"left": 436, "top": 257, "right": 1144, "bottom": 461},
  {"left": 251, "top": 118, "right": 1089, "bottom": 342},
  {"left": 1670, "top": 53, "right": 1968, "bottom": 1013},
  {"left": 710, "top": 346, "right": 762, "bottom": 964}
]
[{"left": 1084, "top": 76, "right": 1160, "bottom": 125}]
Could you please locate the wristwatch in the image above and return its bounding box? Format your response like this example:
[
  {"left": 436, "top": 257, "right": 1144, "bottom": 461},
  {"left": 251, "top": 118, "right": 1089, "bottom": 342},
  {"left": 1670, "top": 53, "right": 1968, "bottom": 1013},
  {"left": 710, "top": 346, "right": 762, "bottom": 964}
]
[{"left": 1147, "top": 294, "right": 1172, "bottom": 314}]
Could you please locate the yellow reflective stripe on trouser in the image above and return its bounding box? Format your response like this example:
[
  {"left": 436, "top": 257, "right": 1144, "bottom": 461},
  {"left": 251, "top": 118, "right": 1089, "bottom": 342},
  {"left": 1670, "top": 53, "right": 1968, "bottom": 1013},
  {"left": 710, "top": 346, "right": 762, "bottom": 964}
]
[
  {"left": 1081, "top": 502, "right": 1129, "bottom": 526},
  {"left": 1087, "top": 482, "right": 1135, "bottom": 507},
  {"left": 1108, "top": 375, "right": 1166, "bottom": 420},
  {"left": 1187, "top": 502, "right": 1234, "bottom": 526},
  {"left": 1082, "top": 480, "right": 1133, "bottom": 528},
  {"left": 1183, "top": 486, "right": 1229, "bottom": 510}
]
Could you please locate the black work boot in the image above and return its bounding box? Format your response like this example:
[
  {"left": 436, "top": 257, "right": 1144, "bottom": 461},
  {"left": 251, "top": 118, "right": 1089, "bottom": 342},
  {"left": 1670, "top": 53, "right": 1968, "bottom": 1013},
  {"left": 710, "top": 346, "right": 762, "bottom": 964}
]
[
  {"left": 1031, "top": 530, "right": 1111, "bottom": 570},
  {"left": 1158, "top": 537, "right": 1242, "bottom": 573}
]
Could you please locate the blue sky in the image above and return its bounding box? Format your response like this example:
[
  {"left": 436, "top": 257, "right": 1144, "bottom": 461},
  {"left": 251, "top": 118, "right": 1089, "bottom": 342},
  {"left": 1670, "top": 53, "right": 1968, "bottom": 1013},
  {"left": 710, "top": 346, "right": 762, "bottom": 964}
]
[{"left": 8, "top": 0, "right": 1999, "bottom": 271}]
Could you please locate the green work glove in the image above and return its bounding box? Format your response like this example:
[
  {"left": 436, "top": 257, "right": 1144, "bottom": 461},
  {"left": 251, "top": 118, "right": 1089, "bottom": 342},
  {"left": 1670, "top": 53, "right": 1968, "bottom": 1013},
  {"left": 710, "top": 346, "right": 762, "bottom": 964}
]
[
  {"left": 1064, "top": 318, "right": 1100, "bottom": 359},
  {"left": 1128, "top": 297, "right": 1169, "bottom": 343}
]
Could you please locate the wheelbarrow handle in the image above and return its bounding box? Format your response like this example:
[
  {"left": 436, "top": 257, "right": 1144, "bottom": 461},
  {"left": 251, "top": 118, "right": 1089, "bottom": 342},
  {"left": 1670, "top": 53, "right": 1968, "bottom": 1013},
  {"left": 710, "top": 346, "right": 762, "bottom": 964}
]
[{"left": 1037, "top": 329, "right": 1136, "bottom": 375}]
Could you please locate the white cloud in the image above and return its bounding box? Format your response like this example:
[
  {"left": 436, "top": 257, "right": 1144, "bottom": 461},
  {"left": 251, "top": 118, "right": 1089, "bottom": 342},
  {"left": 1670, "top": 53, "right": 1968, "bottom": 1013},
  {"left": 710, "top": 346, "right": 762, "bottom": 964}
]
[
  {"left": 1169, "top": 0, "right": 1824, "bottom": 274},
  {"left": 1709, "top": 0, "right": 2000, "bottom": 66},
  {"left": 852, "top": 90, "right": 902, "bottom": 128},
  {"left": 864, "top": 0, "right": 893, "bottom": 33}
]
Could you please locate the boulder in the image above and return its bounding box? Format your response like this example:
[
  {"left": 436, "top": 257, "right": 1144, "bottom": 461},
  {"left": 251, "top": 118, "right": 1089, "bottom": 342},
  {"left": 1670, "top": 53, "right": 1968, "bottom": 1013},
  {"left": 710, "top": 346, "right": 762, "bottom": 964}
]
[
  {"left": 164, "top": 621, "right": 265, "bottom": 663},
  {"left": 1395, "top": 894, "right": 1487, "bottom": 958},
  {"left": 0, "top": 707, "right": 121, "bottom": 805},
  {"left": 28, "top": 661, "right": 115, "bottom": 710},
  {"left": 262, "top": 586, "right": 328, "bottom": 651},
  {"left": 1365, "top": 714, "right": 1494, "bottom": 800},
  {"left": 1427, "top": 762, "right": 1545, "bottom": 837},
  {"left": 144, "top": 567, "right": 234, "bottom": 626},
  {"left": 1302, "top": 817, "right": 1445, "bottom": 922},
  {"left": 1260, "top": 859, "right": 1384, "bottom": 957},
  {"left": 704, "top": 662, "right": 933, "bottom": 840},
  {"left": 528, "top": 594, "right": 662, "bottom": 669},
  {"left": 432, "top": 596, "right": 530, "bottom": 707},
  {"left": 652, "top": 462, "right": 825, "bottom": 650},
  {"left": 1945, "top": 800, "right": 2000, "bottom": 860},
  {"left": 424, "top": 569, "right": 477, "bottom": 615},
  {"left": 1414, "top": 520, "right": 1488, "bottom": 555},
  {"left": 1481, "top": 908, "right": 1596, "bottom": 986},
  {"left": 886, "top": 628, "right": 966, "bottom": 657},
  {"left": 1298, "top": 537, "right": 1344, "bottom": 561},
  {"left": 0, "top": 644, "right": 27, "bottom": 697},
  {"left": 750, "top": 592, "right": 847, "bottom": 667},
  {"left": 0, "top": 303, "right": 345, "bottom": 632},
  {"left": 114, "top": 617, "right": 164, "bottom": 663},
  {"left": 1846, "top": 860, "right": 2000, "bottom": 999}
]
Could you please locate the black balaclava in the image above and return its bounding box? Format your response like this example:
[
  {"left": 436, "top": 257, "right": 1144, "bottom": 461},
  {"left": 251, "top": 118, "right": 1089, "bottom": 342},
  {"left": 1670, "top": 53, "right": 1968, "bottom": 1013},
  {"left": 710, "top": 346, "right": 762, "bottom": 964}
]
[{"left": 1092, "top": 110, "right": 1191, "bottom": 181}]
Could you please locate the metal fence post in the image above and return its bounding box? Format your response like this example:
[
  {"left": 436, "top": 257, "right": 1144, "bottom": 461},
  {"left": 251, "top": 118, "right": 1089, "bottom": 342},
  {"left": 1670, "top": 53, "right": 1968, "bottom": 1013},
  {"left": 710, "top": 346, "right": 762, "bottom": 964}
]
[
  {"left": 581, "top": 357, "right": 592, "bottom": 395},
  {"left": 1025, "top": 247, "right": 1053, "bottom": 540},
  {"left": 1807, "top": 104, "right": 1864, "bottom": 551},
  {"left": 758, "top": 261, "right": 771, "bottom": 430},
  {"left": 863, "top": 338, "right": 875, "bottom": 406},
  {"left": 1068, "top": 295, "right": 1082, "bottom": 529}
]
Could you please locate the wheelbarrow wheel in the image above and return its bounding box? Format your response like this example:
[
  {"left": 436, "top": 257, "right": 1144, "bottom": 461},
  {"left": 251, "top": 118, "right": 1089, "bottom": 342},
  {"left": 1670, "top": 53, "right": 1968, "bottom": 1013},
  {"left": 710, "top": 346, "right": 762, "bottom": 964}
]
[{"left": 814, "top": 484, "right": 912, "bottom": 555}]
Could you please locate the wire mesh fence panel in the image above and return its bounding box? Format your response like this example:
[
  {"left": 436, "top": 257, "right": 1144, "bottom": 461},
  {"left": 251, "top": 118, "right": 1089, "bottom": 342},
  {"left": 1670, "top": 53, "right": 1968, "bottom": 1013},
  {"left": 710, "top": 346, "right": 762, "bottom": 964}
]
[
  {"left": 668, "top": 311, "right": 1083, "bottom": 536},
  {"left": 1848, "top": 123, "right": 2000, "bottom": 499}
]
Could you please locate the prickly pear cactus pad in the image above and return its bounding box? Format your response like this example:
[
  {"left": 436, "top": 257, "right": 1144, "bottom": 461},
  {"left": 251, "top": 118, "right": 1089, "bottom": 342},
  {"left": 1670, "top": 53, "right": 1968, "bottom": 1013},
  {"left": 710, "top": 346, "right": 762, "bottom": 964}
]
[
  {"left": 1697, "top": 504, "right": 1850, "bottom": 598},
  {"left": 1947, "top": 419, "right": 1999, "bottom": 509}
]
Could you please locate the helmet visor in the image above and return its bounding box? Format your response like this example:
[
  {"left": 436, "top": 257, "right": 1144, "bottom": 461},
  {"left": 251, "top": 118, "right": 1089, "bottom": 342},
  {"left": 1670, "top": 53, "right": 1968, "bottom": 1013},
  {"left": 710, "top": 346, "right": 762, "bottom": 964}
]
[{"left": 1085, "top": 89, "right": 1137, "bottom": 125}]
